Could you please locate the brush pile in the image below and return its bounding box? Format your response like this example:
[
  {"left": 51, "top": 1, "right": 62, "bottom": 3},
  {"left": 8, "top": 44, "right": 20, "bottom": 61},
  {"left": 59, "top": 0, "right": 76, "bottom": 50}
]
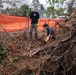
[{"left": 0, "top": 11, "right": 76, "bottom": 75}]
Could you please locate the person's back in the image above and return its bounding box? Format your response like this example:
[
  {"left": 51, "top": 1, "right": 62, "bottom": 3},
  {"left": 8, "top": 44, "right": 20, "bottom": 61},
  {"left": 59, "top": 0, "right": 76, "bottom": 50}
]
[{"left": 47, "top": 26, "right": 54, "bottom": 36}]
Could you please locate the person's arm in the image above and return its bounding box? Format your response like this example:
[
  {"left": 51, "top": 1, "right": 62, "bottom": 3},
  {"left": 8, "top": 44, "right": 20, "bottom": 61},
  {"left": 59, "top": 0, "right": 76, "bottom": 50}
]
[{"left": 37, "top": 12, "right": 40, "bottom": 26}]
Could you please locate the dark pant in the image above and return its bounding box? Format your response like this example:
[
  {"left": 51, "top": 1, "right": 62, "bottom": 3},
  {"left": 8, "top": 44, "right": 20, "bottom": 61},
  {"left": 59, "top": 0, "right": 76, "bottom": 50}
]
[
  {"left": 30, "top": 24, "right": 38, "bottom": 39},
  {"left": 51, "top": 31, "right": 56, "bottom": 40}
]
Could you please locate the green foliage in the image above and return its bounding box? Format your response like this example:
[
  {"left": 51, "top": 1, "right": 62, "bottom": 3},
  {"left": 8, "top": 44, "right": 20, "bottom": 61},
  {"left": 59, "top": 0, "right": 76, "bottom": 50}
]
[
  {"left": 55, "top": 7, "right": 66, "bottom": 16},
  {"left": 43, "top": 71, "right": 46, "bottom": 75},
  {"left": 52, "top": 0, "right": 54, "bottom": 4},
  {"left": 0, "top": 45, "right": 7, "bottom": 55},
  {"left": 47, "top": 0, "right": 66, "bottom": 18},
  {"left": 19, "top": 4, "right": 30, "bottom": 17},
  {"left": 55, "top": 0, "right": 59, "bottom": 3},
  {"left": 0, "top": 36, "right": 8, "bottom": 55},
  {"left": 2, "top": 4, "right": 30, "bottom": 17},
  {"left": 0, "top": 44, "right": 7, "bottom": 63},
  {"left": 40, "top": 4, "right": 44, "bottom": 10},
  {"left": 47, "top": 6, "right": 54, "bottom": 12},
  {"left": 0, "top": 36, "right": 8, "bottom": 63},
  {"left": 0, "top": 46, "right": 7, "bottom": 55},
  {"left": 47, "top": 0, "right": 76, "bottom": 17}
]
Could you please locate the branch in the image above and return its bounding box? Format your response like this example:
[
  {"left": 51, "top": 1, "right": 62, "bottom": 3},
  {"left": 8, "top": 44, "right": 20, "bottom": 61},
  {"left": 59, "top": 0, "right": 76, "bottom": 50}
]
[
  {"left": 67, "top": 58, "right": 76, "bottom": 72},
  {"left": 52, "top": 44, "right": 74, "bottom": 62},
  {"left": 0, "top": 24, "right": 16, "bottom": 40}
]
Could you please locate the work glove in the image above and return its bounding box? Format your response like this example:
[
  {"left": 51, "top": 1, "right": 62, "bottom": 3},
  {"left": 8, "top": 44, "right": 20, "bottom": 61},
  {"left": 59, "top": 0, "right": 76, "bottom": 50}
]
[{"left": 44, "top": 35, "right": 50, "bottom": 44}]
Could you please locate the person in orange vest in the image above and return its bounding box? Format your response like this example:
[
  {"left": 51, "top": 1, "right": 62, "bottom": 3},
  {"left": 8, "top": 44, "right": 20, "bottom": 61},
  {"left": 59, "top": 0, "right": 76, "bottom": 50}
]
[{"left": 43, "top": 23, "right": 56, "bottom": 44}]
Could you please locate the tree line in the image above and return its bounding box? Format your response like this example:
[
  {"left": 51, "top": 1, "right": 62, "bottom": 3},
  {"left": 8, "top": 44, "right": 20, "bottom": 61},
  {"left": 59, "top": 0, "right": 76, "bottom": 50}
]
[{"left": 0, "top": 0, "right": 76, "bottom": 18}]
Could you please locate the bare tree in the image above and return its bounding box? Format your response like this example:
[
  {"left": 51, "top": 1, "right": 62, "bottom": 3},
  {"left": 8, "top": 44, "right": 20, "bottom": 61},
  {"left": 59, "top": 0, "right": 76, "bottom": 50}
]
[
  {"left": 31, "top": 0, "right": 41, "bottom": 10},
  {"left": 66, "top": 0, "right": 76, "bottom": 15}
]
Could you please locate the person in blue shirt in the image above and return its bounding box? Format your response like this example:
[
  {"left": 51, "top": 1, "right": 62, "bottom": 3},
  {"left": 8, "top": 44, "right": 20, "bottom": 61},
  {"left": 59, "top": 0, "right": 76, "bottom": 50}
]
[{"left": 43, "top": 23, "right": 55, "bottom": 44}]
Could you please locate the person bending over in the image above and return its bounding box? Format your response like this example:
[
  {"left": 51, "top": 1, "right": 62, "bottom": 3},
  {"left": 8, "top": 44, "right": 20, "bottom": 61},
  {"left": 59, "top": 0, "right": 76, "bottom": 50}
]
[{"left": 43, "top": 23, "right": 55, "bottom": 44}]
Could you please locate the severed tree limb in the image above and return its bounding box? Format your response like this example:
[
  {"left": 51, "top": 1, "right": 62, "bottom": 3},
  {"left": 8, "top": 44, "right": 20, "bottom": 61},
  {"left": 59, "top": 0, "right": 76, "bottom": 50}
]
[
  {"left": 52, "top": 43, "right": 74, "bottom": 62},
  {"left": 30, "top": 41, "right": 59, "bottom": 56},
  {"left": 30, "top": 33, "right": 72, "bottom": 57},
  {"left": 31, "top": 25, "right": 76, "bottom": 57}
]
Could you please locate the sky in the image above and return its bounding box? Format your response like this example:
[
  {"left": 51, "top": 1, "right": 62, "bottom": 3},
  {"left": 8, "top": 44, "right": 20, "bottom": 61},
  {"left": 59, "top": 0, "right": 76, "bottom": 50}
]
[
  {"left": 1, "top": 0, "right": 76, "bottom": 10},
  {"left": 29, "top": 0, "right": 48, "bottom": 6},
  {"left": 2, "top": 0, "right": 48, "bottom": 9},
  {"left": 39, "top": 0, "right": 47, "bottom": 5},
  {"left": 28, "top": 0, "right": 49, "bottom": 9}
]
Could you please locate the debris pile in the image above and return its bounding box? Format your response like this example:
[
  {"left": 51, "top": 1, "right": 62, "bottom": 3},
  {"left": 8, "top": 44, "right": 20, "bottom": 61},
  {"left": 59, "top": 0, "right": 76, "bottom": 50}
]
[{"left": 0, "top": 11, "right": 76, "bottom": 75}]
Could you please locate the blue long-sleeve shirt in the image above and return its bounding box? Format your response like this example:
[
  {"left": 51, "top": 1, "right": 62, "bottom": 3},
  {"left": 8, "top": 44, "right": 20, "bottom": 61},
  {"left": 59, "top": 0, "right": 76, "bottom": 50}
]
[{"left": 47, "top": 26, "right": 54, "bottom": 36}]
